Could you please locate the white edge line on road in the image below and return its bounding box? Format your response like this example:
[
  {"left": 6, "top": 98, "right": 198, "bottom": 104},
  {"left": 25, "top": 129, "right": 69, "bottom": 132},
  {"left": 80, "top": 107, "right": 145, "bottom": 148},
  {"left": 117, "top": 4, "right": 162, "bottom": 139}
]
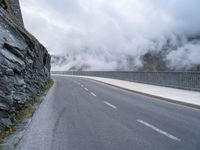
[
  {"left": 84, "top": 88, "right": 89, "bottom": 91},
  {"left": 137, "top": 119, "right": 181, "bottom": 142},
  {"left": 91, "top": 92, "right": 97, "bottom": 97},
  {"left": 103, "top": 101, "right": 117, "bottom": 109}
]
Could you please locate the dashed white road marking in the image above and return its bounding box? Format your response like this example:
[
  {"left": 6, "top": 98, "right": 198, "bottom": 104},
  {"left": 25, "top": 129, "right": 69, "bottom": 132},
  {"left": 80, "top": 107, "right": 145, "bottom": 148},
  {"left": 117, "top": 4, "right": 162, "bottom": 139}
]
[
  {"left": 81, "top": 85, "right": 84, "bottom": 87},
  {"left": 137, "top": 119, "right": 181, "bottom": 142},
  {"left": 84, "top": 88, "right": 89, "bottom": 91},
  {"left": 103, "top": 101, "right": 117, "bottom": 109},
  {"left": 91, "top": 92, "right": 97, "bottom": 97}
]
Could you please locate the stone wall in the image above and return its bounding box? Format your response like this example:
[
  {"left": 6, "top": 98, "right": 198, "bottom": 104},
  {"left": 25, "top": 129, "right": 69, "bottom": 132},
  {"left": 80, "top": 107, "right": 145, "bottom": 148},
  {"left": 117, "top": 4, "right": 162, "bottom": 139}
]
[{"left": 0, "top": 1, "right": 50, "bottom": 129}]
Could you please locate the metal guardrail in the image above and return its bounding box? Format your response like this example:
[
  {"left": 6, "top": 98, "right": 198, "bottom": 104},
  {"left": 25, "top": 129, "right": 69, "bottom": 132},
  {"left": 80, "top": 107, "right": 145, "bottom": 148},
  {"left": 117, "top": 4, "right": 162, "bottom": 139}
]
[{"left": 52, "top": 71, "right": 200, "bottom": 92}]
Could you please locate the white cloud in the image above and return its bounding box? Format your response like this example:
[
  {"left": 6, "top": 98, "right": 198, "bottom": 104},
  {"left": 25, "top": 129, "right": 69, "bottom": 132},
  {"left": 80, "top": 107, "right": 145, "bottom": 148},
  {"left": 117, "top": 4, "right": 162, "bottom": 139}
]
[{"left": 20, "top": 0, "right": 200, "bottom": 70}]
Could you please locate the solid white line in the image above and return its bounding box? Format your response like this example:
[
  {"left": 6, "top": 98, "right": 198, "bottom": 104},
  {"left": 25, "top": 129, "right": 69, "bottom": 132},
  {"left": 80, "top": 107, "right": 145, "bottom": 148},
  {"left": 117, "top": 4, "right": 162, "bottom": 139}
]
[
  {"left": 91, "top": 92, "right": 97, "bottom": 97},
  {"left": 84, "top": 88, "right": 89, "bottom": 91},
  {"left": 103, "top": 101, "right": 117, "bottom": 109},
  {"left": 137, "top": 119, "right": 181, "bottom": 142}
]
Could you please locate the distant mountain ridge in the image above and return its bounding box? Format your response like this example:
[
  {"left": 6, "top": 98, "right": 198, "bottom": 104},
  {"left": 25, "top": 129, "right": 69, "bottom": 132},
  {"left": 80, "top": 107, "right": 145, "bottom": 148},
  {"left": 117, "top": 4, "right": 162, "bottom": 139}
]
[{"left": 51, "top": 35, "right": 200, "bottom": 71}]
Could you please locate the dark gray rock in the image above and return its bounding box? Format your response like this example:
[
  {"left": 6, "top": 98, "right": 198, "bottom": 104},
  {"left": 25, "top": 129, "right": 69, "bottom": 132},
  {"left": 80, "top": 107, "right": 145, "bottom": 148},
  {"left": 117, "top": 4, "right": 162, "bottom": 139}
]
[
  {"left": 0, "top": 118, "right": 12, "bottom": 127},
  {"left": 0, "top": 1, "right": 50, "bottom": 129}
]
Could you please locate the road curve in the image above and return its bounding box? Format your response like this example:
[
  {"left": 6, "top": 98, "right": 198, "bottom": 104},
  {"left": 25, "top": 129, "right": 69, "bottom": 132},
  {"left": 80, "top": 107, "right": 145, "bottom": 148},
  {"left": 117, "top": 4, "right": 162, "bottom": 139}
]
[{"left": 17, "top": 75, "right": 200, "bottom": 150}]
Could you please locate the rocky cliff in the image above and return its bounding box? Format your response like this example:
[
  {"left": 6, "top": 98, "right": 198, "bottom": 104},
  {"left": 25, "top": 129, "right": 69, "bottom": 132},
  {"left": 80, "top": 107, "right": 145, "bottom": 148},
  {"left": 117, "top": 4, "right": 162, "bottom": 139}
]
[{"left": 0, "top": 1, "right": 51, "bottom": 129}]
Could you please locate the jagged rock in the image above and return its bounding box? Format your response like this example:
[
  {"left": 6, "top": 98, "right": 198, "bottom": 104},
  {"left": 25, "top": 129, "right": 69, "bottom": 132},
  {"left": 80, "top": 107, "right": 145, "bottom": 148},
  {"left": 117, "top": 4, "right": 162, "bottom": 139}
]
[
  {"left": 0, "top": 118, "right": 12, "bottom": 127},
  {"left": 0, "top": 1, "right": 51, "bottom": 130},
  {"left": 5, "top": 69, "right": 14, "bottom": 76},
  {"left": 0, "top": 103, "right": 8, "bottom": 111}
]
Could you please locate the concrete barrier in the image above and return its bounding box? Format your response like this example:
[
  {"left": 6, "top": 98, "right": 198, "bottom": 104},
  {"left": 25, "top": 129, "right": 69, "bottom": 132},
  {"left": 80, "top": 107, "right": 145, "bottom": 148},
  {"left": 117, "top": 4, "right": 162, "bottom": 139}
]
[{"left": 51, "top": 71, "right": 200, "bottom": 91}]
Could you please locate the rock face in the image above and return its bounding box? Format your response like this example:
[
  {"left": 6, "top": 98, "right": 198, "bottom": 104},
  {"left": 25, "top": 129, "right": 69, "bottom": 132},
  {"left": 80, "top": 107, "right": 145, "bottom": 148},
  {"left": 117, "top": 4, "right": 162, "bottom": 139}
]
[
  {"left": 0, "top": 0, "right": 24, "bottom": 26},
  {"left": 0, "top": 1, "right": 51, "bottom": 129}
]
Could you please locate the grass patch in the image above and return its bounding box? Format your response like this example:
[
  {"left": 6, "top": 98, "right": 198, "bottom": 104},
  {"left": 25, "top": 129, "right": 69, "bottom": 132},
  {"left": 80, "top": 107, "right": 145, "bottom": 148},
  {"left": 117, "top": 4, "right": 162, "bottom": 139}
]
[{"left": 0, "top": 79, "right": 54, "bottom": 142}]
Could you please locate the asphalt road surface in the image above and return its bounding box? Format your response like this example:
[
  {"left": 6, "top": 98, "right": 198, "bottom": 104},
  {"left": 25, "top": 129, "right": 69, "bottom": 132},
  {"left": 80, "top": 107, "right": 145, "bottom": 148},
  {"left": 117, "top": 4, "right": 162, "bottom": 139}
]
[{"left": 17, "top": 75, "right": 200, "bottom": 150}]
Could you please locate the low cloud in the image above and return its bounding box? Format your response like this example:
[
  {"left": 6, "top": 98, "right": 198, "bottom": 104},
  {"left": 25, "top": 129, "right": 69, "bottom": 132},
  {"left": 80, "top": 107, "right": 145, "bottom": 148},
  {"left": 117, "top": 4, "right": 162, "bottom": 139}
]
[{"left": 20, "top": 0, "right": 200, "bottom": 71}]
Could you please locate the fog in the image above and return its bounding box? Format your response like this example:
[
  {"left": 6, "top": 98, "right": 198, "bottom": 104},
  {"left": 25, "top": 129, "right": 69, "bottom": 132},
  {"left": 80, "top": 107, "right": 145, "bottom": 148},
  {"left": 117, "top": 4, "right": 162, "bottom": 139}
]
[{"left": 20, "top": 0, "right": 200, "bottom": 71}]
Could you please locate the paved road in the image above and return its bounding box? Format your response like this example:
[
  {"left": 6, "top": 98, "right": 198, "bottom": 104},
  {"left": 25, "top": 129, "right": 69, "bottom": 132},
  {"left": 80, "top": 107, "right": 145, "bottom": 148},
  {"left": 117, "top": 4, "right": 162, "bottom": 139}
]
[{"left": 17, "top": 75, "right": 200, "bottom": 150}]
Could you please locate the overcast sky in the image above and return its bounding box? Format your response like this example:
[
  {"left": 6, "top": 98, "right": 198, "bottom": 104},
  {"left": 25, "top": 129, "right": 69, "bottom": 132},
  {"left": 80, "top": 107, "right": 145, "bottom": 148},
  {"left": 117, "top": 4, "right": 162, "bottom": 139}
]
[{"left": 20, "top": 0, "right": 200, "bottom": 70}]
